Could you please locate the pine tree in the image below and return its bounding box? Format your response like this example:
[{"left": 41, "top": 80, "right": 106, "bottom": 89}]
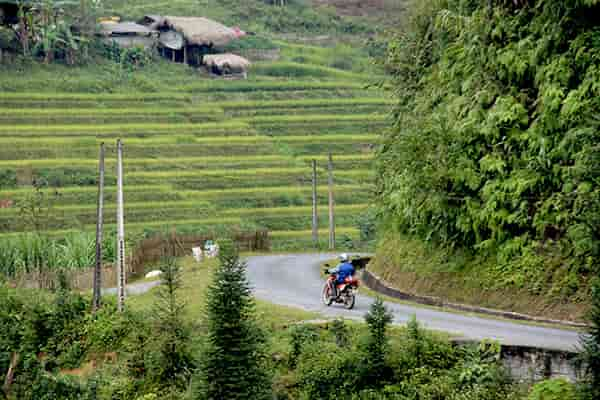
[
  {"left": 149, "top": 257, "right": 193, "bottom": 390},
  {"left": 195, "top": 240, "right": 271, "bottom": 400},
  {"left": 580, "top": 278, "right": 600, "bottom": 398},
  {"left": 361, "top": 297, "right": 393, "bottom": 387}
]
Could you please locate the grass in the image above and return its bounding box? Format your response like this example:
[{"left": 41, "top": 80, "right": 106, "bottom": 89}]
[
  {"left": 125, "top": 256, "right": 318, "bottom": 328},
  {"left": 270, "top": 227, "right": 359, "bottom": 239},
  {"left": 250, "top": 61, "right": 378, "bottom": 81},
  {"left": 370, "top": 234, "right": 590, "bottom": 323},
  {"left": 0, "top": 121, "right": 252, "bottom": 137},
  {"left": 0, "top": 78, "right": 370, "bottom": 96},
  {"left": 0, "top": 202, "right": 367, "bottom": 232},
  {"left": 125, "top": 167, "right": 371, "bottom": 178},
  {"left": 0, "top": 183, "right": 373, "bottom": 204}
]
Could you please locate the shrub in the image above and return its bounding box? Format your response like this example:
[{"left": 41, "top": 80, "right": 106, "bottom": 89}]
[
  {"left": 296, "top": 341, "right": 360, "bottom": 399},
  {"left": 146, "top": 258, "right": 193, "bottom": 390},
  {"left": 0, "top": 27, "right": 17, "bottom": 52},
  {"left": 288, "top": 324, "right": 319, "bottom": 368},
  {"left": 528, "top": 378, "right": 577, "bottom": 400},
  {"left": 360, "top": 298, "right": 393, "bottom": 387}
]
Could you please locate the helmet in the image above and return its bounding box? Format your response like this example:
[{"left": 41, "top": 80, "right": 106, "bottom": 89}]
[{"left": 339, "top": 253, "right": 349, "bottom": 262}]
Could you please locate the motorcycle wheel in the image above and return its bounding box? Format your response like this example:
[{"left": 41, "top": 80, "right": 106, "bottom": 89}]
[
  {"left": 343, "top": 292, "right": 355, "bottom": 310},
  {"left": 322, "top": 283, "right": 333, "bottom": 306}
]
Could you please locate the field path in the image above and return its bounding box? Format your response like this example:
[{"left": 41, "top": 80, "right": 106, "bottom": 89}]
[{"left": 245, "top": 253, "right": 582, "bottom": 351}]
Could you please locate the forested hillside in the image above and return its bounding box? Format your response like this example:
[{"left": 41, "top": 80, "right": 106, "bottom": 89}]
[{"left": 375, "top": 0, "right": 600, "bottom": 318}]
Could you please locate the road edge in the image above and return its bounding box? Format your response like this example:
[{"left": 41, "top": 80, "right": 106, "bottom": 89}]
[{"left": 361, "top": 268, "right": 589, "bottom": 330}]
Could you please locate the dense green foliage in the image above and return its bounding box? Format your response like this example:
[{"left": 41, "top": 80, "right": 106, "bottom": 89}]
[
  {"left": 0, "top": 252, "right": 536, "bottom": 400},
  {"left": 361, "top": 297, "right": 393, "bottom": 387},
  {"left": 528, "top": 378, "right": 577, "bottom": 400},
  {"left": 147, "top": 258, "right": 193, "bottom": 392},
  {"left": 0, "top": 283, "right": 91, "bottom": 399},
  {"left": 194, "top": 240, "right": 271, "bottom": 400},
  {"left": 377, "top": 0, "right": 600, "bottom": 299},
  {"left": 292, "top": 311, "right": 518, "bottom": 400}
]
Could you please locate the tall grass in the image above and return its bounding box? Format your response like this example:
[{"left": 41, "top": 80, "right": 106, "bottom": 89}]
[{"left": 0, "top": 232, "right": 112, "bottom": 277}]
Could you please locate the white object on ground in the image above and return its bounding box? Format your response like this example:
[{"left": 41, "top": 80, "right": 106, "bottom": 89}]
[
  {"left": 145, "top": 270, "right": 163, "bottom": 279},
  {"left": 192, "top": 247, "right": 203, "bottom": 262}
]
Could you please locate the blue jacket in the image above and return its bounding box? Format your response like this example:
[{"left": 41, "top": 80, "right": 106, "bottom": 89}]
[{"left": 332, "top": 262, "right": 355, "bottom": 284}]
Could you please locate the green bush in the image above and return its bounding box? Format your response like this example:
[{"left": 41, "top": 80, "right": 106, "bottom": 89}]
[
  {"left": 0, "top": 27, "right": 17, "bottom": 51},
  {"left": 528, "top": 378, "right": 577, "bottom": 400},
  {"left": 288, "top": 324, "right": 319, "bottom": 368},
  {"left": 296, "top": 341, "right": 360, "bottom": 399}
]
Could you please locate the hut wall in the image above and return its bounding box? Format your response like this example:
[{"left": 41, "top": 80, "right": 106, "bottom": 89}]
[{"left": 103, "top": 36, "right": 156, "bottom": 50}]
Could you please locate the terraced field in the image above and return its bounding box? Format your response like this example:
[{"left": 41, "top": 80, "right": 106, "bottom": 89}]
[{"left": 0, "top": 75, "right": 387, "bottom": 249}]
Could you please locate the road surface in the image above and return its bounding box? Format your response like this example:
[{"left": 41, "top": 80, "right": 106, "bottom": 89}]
[{"left": 246, "top": 253, "right": 582, "bottom": 352}]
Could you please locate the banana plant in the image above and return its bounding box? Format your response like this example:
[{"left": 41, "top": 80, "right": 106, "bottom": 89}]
[
  {"left": 33, "top": 22, "right": 65, "bottom": 63},
  {"left": 22, "top": 0, "right": 81, "bottom": 62}
]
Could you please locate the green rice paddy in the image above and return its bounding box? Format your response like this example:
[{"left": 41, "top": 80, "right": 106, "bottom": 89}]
[{"left": 0, "top": 63, "right": 383, "bottom": 248}]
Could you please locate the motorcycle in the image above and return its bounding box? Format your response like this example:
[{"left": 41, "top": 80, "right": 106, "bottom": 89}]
[{"left": 322, "top": 266, "right": 359, "bottom": 310}]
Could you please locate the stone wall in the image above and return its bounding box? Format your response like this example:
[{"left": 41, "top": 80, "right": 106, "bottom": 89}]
[{"left": 500, "top": 344, "right": 582, "bottom": 383}]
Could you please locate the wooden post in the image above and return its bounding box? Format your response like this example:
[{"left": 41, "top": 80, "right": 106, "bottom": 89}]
[
  {"left": 92, "top": 143, "right": 105, "bottom": 313},
  {"left": 183, "top": 46, "right": 188, "bottom": 65},
  {"left": 312, "top": 159, "right": 318, "bottom": 249},
  {"left": 3, "top": 352, "right": 20, "bottom": 396},
  {"left": 171, "top": 48, "right": 175, "bottom": 62},
  {"left": 116, "top": 139, "right": 126, "bottom": 312},
  {"left": 328, "top": 153, "right": 335, "bottom": 250}
]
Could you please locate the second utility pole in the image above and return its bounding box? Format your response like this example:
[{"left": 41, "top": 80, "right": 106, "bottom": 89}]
[
  {"left": 116, "top": 139, "right": 126, "bottom": 312},
  {"left": 328, "top": 153, "right": 335, "bottom": 250},
  {"left": 311, "top": 159, "right": 318, "bottom": 249}
]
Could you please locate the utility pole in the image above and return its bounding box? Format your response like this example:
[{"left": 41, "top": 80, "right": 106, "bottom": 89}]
[
  {"left": 92, "top": 143, "right": 105, "bottom": 313},
  {"left": 312, "top": 159, "right": 318, "bottom": 249},
  {"left": 328, "top": 153, "right": 335, "bottom": 250},
  {"left": 116, "top": 139, "right": 126, "bottom": 312}
]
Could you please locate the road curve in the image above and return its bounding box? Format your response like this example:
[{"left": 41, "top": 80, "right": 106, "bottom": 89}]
[{"left": 246, "top": 253, "right": 582, "bottom": 352}]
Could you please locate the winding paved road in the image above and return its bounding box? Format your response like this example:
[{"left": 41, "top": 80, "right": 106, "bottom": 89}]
[{"left": 246, "top": 253, "right": 582, "bottom": 352}]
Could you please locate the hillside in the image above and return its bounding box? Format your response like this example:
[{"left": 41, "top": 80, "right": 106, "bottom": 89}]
[
  {"left": 374, "top": 0, "right": 600, "bottom": 321},
  {"left": 0, "top": 2, "right": 393, "bottom": 253}
]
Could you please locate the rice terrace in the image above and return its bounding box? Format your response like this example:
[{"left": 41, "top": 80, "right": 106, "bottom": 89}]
[
  {"left": 0, "top": 3, "right": 392, "bottom": 277},
  {"left": 1, "top": 0, "right": 600, "bottom": 399}
]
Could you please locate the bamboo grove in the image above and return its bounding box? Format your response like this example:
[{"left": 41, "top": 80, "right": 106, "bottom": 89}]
[{"left": 377, "top": 0, "right": 600, "bottom": 298}]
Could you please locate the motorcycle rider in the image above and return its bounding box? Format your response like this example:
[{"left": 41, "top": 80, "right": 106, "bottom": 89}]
[{"left": 328, "top": 253, "right": 355, "bottom": 299}]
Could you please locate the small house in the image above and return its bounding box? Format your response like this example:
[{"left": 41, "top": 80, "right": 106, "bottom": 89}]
[
  {"left": 140, "top": 15, "right": 245, "bottom": 66},
  {"left": 99, "top": 21, "right": 157, "bottom": 50}
]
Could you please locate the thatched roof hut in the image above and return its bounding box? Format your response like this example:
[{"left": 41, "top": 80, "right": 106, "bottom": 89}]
[
  {"left": 143, "top": 15, "right": 244, "bottom": 48},
  {"left": 204, "top": 53, "right": 250, "bottom": 75}
]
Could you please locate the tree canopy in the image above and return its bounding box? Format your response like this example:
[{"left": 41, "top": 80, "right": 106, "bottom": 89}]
[{"left": 377, "top": 0, "right": 600, "bottom": 298}]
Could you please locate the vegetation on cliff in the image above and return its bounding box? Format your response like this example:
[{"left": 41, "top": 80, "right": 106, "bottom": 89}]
[{"left": 376, "top": 0, "right": 600, "bottom": 303}]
